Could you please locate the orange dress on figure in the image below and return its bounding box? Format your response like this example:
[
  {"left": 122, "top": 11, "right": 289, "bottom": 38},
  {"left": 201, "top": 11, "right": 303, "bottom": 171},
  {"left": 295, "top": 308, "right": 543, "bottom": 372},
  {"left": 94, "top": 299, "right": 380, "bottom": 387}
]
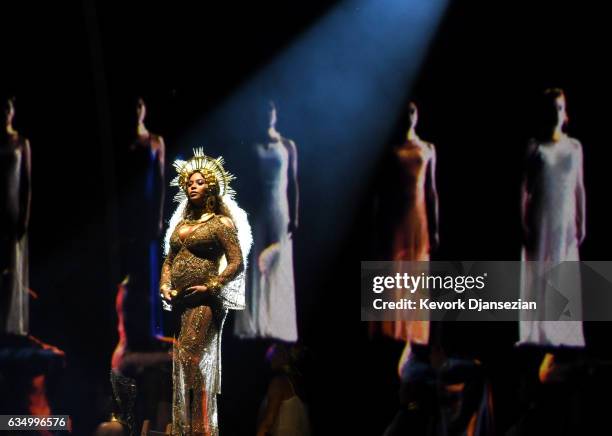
[{"left": 379, "top": 139, "right": 432, "bottom": 343}]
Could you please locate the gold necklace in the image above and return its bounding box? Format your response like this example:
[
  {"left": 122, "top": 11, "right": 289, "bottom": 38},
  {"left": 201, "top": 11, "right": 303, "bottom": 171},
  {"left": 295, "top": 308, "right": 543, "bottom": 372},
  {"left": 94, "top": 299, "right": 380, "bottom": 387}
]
[{"left": 183, "top": 212, "right": 215, "bottom": 225}]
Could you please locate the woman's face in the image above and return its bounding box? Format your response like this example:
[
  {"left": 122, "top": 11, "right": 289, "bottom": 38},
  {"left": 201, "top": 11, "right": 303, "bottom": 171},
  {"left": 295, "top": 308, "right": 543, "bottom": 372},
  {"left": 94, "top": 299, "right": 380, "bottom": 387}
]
[
  {"left": 136, "top": 98, "right": 146, "bottom": 124},
  {"left": 4, "top": 99, "right": 15, "bottom": 125},
  {"left": 267, "top": 103, "right": 278, "bottom": 140},
  {"left": 187, "top": 172, "right": 208, "bottom": 206},
  {"left": 539, "top": 94, "right": 568, "bottom": 132},
  {"left": 269, "top": 103, "right": 277, "bottom": 129},
  {"left": 407, "top": 102, "right": 418, "bottom": 129},
  {"left": 553, "top": 95, "right": 568, "bottom": 129}
]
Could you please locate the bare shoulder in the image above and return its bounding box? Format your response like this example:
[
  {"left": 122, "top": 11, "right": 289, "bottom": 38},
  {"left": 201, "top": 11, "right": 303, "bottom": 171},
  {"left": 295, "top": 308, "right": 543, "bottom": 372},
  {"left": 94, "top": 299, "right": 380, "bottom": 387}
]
[
  {"left": 19, "top": 135, "right": 30, "bottom": 147},
  {"left": 422, "top": 141, "right": 436, "bottom": 159},
  {"left": 282, "top": 137, "right": 297, "bottom": 153},
  {"left": 151, "top": 133, "right": 165, "bottom": 149},
  {"left": 10, "top": 133, "right": 29, "bottom": 149},
  {"left": 567, "top": 136, "right": 583, "bottom": 151},
  {"left": 218, "top": 215, "right": 236, "bottom": 229}
]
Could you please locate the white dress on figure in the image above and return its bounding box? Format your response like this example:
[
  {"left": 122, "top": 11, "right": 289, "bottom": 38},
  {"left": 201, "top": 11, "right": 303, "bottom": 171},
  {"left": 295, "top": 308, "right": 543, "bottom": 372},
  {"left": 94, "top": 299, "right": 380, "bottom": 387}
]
[
  {"left": 520, "top": 135, "right": 585, "bottom": 347},
  {"left": 235, "top": 140, "right": 298, "bottom": 341},
  {"left": 1, "top": 138, "right": 30, "bottom": 336}
]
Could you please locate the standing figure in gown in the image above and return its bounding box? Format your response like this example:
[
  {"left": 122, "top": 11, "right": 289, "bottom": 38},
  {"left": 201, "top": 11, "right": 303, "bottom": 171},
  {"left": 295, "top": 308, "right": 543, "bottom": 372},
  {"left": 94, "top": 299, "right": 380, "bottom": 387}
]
[
  {"left": 118, "top": 97, "right": 166, "bottom": 346},
  {"left": 0, "top": 98, "right": 66, "bottom": 423},
  {"left": 377, "top": 102, "right": 439, "bottom": 368},
  {"left": 109, "top": 98, "right": 169, "bottom": 435},
  {"left": 160, "top": 149, "right": 251, "bottom": 436},
  {"left": 520, "top": 88, "right": 586, "bottom": 379},
  {"left": 0, "top": 97, "right": 31, "bottom": 336},
  {"left": 234, "top": 102, "right": 299, "bottom": 341}
]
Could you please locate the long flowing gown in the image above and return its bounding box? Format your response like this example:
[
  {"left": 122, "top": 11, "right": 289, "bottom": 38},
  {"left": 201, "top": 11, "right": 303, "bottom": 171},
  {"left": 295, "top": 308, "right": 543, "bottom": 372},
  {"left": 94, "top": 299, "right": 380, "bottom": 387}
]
[
  {"left": 520, "top": 135, "right": 585, "bottom": 347},
  {"left": 120, "top": 135, "right": 165, "bottom": 347},
  {"left": 161, "top": 214, "right": 243, "bottom": 436},
  {"left": 0, "top": 134, "right": 30, "bottom": 336},
  {"left": 379, "top": 140, "right": 433, "bottom": 343},
  {"left": 234, "top": 141, "right": 297, "bottom": 341}
]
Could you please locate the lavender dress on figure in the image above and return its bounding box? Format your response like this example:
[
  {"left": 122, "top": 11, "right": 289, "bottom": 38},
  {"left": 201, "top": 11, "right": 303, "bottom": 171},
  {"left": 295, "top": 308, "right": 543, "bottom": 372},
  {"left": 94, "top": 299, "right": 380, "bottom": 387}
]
[
  {"left": 520, "top": 135, "right": 585, "bottom": 347},
  {"left": 234, "top": 140, "right": 298, "bottom": 341}
]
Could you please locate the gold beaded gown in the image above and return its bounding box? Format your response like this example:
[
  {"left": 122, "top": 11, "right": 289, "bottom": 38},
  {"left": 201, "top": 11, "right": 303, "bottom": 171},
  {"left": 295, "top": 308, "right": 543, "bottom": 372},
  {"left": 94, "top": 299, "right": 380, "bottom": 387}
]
[{"left": 161, "top": 214, "right": 244, "bottom": 436}]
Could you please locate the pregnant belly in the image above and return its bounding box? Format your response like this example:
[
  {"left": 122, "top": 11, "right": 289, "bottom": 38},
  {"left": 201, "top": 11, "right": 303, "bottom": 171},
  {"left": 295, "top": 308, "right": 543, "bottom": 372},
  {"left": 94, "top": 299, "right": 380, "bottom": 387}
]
[{"left": 170, "top": 250, "right": 217, "bottom": 291}]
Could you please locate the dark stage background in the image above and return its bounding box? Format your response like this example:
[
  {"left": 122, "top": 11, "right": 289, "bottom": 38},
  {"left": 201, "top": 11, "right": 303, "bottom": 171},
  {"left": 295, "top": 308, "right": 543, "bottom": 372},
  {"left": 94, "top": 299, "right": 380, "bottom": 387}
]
[
  {"left": 357, "top": 1, "right": 612, "bottom": 434},
  {"left": 3, "top": 1, "right": 612, "bottom": 435}
]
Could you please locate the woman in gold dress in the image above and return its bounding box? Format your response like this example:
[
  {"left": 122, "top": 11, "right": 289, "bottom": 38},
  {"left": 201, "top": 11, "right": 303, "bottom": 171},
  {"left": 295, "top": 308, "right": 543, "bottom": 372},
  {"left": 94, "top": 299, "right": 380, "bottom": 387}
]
[{"left": 160, "top": 149, "right": 251, "bottom": 436}]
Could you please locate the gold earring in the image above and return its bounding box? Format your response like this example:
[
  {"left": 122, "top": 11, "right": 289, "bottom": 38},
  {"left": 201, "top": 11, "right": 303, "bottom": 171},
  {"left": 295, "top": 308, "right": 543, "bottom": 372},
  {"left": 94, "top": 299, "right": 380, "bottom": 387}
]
[{"left": 206, "top": 196, "right": 216, "bottom": 213}]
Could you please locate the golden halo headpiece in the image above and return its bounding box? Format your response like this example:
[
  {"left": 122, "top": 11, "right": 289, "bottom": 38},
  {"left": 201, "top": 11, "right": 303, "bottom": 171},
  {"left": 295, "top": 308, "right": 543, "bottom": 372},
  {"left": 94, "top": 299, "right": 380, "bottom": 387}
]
[{"left": 170, "top": 147, "right": 236, "bottom": 203}]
